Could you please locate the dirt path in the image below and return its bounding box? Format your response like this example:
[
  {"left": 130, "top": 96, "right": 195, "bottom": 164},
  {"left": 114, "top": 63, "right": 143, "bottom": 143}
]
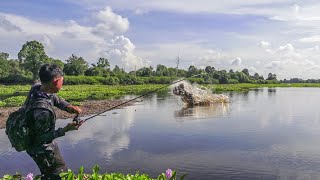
[{"left": 0, "top": 99, "right": 134, "bottom": 129}]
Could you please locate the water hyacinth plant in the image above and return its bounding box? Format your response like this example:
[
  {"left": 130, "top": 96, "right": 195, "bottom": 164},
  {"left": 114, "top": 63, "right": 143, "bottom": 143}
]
[
  {"left": 0, "top": 165, "right": 187, "bottom": 180},
  {"left": 25, "top": 173, "right": 33, "bottom": 180}
]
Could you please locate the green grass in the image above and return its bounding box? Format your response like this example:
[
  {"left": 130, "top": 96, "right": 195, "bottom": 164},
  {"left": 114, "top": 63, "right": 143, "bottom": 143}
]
[
  {"left": 204, "top": 83, "right": 320, "bottom": 92},
  {"left": 0, "top": 84, "right": 168, "bottom": 107},
  {"left": 1, "top": 83, "right": 320, "bottom": 107}
]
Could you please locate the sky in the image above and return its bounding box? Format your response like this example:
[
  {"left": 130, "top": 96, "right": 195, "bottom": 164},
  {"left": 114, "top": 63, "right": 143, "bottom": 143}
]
[{"left": 1, "top": 0, "right": 320, "bottom": 79}]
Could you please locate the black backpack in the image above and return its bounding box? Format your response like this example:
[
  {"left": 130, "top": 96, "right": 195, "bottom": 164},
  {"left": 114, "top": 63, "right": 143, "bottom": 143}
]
[{"left": 5, "top": 88, "right": 54, "bottom": 152}]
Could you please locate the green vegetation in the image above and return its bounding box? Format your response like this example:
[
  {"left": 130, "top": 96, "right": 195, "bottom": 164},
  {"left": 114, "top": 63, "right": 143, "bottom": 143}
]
[
  {"left": 1, "top": 165, "right": 186, "bottom": 180},
  {"left": 206, "top": 83, "right": 320, "bottom": 92},
  {"left": 1, "top": 40, "right": 282, "bottom": 86},
  {"left": 1, "top": 83, "right": 320, "bottom": 107},
  {"left": 0, "top": 84, "right": 167, "bottom": 107}
]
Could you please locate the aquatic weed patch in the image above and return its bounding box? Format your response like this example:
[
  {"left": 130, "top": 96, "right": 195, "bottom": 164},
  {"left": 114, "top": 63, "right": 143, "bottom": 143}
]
[
  {"left": 1, "top": 165, "right": 187, "bottom": 180},
  {"left": 205, "top": 83, "right": 320, "bottom": 92},
  {"left": 0, "top": 85, "right": 29, "bottom": 97},
  {"left": 0, "top": 84, "right": 167, "bottom": 107}
]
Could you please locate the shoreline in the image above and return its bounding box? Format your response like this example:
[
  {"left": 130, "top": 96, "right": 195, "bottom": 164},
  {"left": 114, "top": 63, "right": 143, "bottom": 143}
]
[{"left": 0, "top": 99, "right": 134, "bottom": 129}]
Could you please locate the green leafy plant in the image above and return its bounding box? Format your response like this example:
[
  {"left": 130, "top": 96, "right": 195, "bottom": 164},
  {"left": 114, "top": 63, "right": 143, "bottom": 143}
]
[{"left": 1, "top": 165, "right": 187, "bottom": 180}]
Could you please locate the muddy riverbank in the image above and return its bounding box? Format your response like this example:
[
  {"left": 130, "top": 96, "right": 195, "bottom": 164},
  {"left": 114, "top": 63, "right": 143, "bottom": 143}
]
[{"left": 0, "top": 99, "right": 134, "bottom": 129}]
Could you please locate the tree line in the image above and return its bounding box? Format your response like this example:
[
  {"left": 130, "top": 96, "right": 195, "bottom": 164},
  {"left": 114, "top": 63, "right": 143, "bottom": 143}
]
[{"left": 1, "top": 40, "right": 280, "bottom": 85}]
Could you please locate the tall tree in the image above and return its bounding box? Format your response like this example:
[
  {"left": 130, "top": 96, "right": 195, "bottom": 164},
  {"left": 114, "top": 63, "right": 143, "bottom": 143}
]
[
  {"left": 187, "top": 65, "right": 198, "bottom": 77},
  {"left": 48, "top": 57, "right": 65, "bottom": 70},
  {"left": 241, "top": 68, "right": 250, "bottom": 77},
  {"left": 0, "top": 52, "right": 9, "bottom": 60},
  {"left": 253, "top": 73, "right": 260, "bottom": 80},
  {"left": 155, "top": 64, "right": 168, "bottom": 76},
  {"left": 18, "top": 40, "right": 48, "bottom": 80},
  {"left": 63, "top": 54, "right": 88, "bottom": 76},
  {"left": 205, "top": 66, "right": 214, "bottom": 74},
  {"left": 0, "top": 52, "right": 10, "bottom": 77},
  {"left": 136, "top": 66, "right": 153, "bottom": 77},
  {"left": 96, "top": 57, "right": 110, "bottom": 69},
  {"left": 267, "top": 73, "right": 277, "bottom": 80}
]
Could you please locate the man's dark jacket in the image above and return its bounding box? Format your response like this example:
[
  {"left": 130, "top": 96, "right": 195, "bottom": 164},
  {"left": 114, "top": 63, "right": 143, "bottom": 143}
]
[{"left": 25, "top": 84, "right": 70, "bottom": 179}]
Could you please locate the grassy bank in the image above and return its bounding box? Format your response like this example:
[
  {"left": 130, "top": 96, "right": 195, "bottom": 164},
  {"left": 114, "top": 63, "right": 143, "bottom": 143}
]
[
  {"left": 0, "top": 84, "right": 168, "bottom": 107},
  {"left": 1, "top": 83, "right": 320, "bottom": 107},
  {"left": 205, "top": 83, "right": 320, "bottom": 92}
]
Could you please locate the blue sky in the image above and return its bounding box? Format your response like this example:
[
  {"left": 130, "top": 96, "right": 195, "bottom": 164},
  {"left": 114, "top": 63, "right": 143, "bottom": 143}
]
[{"left": 1, "top": 0, "right": 320, "bottom": 79}]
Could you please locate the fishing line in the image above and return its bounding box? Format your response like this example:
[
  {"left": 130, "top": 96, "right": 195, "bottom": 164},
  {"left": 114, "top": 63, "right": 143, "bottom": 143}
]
[{"left": 75, "top": 73, "right": 205, "bottom": 124}]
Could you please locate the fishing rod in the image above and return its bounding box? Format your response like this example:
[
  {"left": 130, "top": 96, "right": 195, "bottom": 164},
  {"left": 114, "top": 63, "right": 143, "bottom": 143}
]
[{"left": 73, "top": 73, "right": 205, "bottom": 124}]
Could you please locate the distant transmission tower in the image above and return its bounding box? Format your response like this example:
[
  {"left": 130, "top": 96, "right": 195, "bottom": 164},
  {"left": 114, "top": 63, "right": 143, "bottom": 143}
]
[{"left": 176, "top": 55, "right": 180, "bottom": 77}]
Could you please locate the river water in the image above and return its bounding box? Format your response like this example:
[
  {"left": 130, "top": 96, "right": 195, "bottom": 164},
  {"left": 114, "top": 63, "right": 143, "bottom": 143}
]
[{"left": 1, "top": 88, "right": 320, "bottom": 179}]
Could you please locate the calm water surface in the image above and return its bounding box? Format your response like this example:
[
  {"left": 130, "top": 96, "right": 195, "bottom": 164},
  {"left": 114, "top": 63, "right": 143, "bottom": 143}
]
[{"left": 1, "top": 88, "right": 320, "bottom": 179}]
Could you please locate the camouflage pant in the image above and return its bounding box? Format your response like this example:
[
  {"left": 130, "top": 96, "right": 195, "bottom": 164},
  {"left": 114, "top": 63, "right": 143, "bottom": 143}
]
[{"left": 27, "top": 143, "right": 67, "bottom": 180}]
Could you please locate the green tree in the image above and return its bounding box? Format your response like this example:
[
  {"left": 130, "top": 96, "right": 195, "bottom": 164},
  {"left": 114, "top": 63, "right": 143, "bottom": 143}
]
[
  {"left": 0, "top": 52, "right": 10, "bottom": 77},
  {"left": 18, "top": 40, "right": 48, "bottom": 80},
  {"left": 241, "top": 68, "right": 250, "bottom": 77},
  {"left": 63, "top": 54, "right": 89, "bottom": 76},
  {"left": 85, "top": 67, "right": 102, "bottom": 76},
  {"left": 235, "top": 71, "right": 250, "bottom": 83},
  {"left": 155, "top": 64, "right": 168, "bottom": 76},
  {"left": 267, "top": 73, "right": 277, "bottom": 80},
  {"left": 187, "top": 65, "right": 199, "bottom": 77},
  {"left": 253, "top": 73, "right": 260, "bottom": 80},
  {"left": 0, "top": 52, "right": 9, "bottom": 60},
  {"left": 205, "top": 66, "right": 215, "bottom": 74},
  {"left": 136, "top": 66, "right": 153, "bottom": 77},
  {"left": 48, "top": 57, "right": 65, "bottom": 69},
  {"left": 96, "top": 57, "right": 110, "bottom": 69}
]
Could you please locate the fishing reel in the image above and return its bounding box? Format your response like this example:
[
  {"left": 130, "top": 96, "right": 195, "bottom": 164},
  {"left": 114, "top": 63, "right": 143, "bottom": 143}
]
[{"left": 72, "top": 114, "right": 81, "bottom": 125}]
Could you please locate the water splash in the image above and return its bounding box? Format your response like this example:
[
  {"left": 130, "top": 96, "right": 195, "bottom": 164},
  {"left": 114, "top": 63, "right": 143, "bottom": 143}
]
[{"left": 172, "top": 81, "right": 229, "bottom": 105}]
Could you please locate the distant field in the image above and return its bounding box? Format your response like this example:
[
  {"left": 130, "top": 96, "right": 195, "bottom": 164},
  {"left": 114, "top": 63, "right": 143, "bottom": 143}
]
[
  {"left": 0, "top": 84, "right": 167, "bottom": 107},
  {"left": 205, "top": 83, "right": 320, "bottom": 92},
  {"left": 1, "top": 83, "right": 320, "bottom": 107}
]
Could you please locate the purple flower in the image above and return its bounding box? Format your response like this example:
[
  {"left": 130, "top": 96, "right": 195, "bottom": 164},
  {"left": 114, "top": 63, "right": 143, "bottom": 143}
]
[
  {"left": 166, "top": 169, "right": 172, "bottom": 178},
  {"left": 26, "top": 173, "right": 33, "bottom": 180}
]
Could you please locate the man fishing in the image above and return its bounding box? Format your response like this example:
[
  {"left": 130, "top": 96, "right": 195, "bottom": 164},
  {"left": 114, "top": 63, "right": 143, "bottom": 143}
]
[{"left": 26, "top": 64, "right": 83, "bottom": 179}]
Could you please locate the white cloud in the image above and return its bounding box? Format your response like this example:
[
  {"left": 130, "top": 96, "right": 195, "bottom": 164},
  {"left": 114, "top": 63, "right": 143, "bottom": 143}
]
[
  {"left": 300, "top": 35, "right": 320, "bottom": 43},
  {"left": 3, "top": 1, "right": 320, "bottom": 79},
  {"left": 265, "top": 61, "right": 281, "bottom": 69},
  {"left": 62, "top": 108, "right": 136, "bottom": 159},
  {"left": 69, "top": 0, "right": 294, "bottom": 14},
  {"left": 0, "top": 15, "right": 21, "bottom": 32},
  {"left": 0, "top": 7, "right": 144, "bottom": 68},
  {"left": 231, "top": 57, "right": 242, "bottom": 66},
  {"left": 92, "top": 6, "right": 129, "bottom": 37},
  {"left": 259, "top": 41, "right": 271, "bottom": 48},
  {"left": 133, "top": 8, "right": 149, "bottom": 15},
  {"left": 104, "top": 36, "right": 150, "bottom": 70}
]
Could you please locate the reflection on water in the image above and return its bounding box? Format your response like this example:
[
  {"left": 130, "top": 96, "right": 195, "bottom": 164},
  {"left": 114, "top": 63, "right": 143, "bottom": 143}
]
[
  {"left": 268, "top": 88, "right": 276, "bottom": 96},
  {"left": 174, "top": 103, "right": 229, "bottom": 119},
  {"left": 3, "top": 88, "right": 320, "bottom": 179}
]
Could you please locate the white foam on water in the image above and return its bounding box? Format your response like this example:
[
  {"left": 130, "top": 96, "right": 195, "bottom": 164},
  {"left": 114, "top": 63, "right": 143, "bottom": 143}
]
[{"left": 172, "top": 81, "right": 229, "bottom": 105}]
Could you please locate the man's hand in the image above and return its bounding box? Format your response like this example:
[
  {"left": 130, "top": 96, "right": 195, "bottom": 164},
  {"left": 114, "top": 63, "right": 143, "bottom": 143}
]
[
  {"left": 63, "top": 121, "right": 84, "bottom": 133},
  {"left": 66, "top": 105, "right": 82, "bottom": 114}
]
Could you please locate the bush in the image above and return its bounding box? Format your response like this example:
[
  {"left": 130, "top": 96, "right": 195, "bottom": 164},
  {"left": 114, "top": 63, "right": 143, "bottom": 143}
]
[
  {"left": 265, "top": 79, "right": 280, "bottom": 84},
  {"left": 187, "top": 77, "right": 205, "bottom": 84},
  {"left": 64, "top": 76, "right": 107, "bottom": 85},
  {"left": 228, "top": 79, "right": 239, "bottom": 84},
  {"left": 105, "top": 76, "right": 120, "bottom": 85},
  {"left": 0, "top": 75, "right": 32, "bottom": 84}
]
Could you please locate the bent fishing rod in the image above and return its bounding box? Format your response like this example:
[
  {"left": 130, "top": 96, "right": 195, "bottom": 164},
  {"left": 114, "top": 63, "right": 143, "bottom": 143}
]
[{"left": 73, "top": 73, "right": 205, "bottom": 124}]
